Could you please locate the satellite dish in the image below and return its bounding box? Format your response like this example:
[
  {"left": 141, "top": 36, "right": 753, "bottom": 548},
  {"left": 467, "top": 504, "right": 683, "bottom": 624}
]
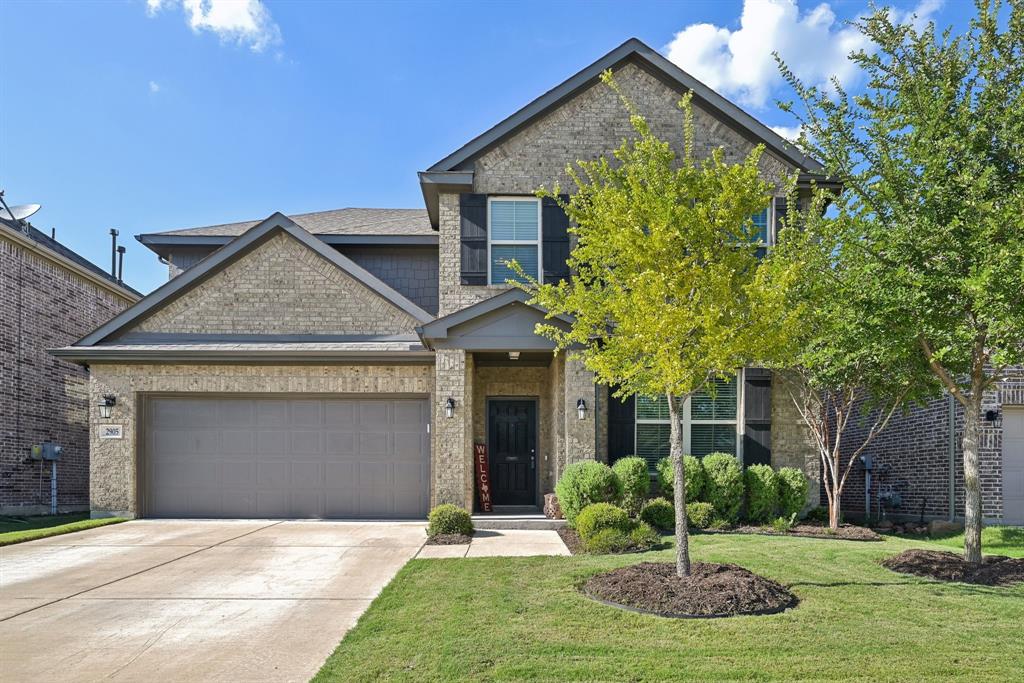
[{"left": 1, "top": 203, "right": 41, "bottom": 221}]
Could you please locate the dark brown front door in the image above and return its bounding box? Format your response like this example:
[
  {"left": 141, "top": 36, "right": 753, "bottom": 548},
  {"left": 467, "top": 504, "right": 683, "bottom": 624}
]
[{"left": 488, "top": 400, "right": 537, "bottom": 506}]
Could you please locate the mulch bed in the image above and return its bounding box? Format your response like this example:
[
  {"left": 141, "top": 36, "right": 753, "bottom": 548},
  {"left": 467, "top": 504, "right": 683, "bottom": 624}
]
[
  {"left": 557, "top": 527, "right": 584, "bottom": 555},
  {"left": 710, "top": 523, "right": 881, "bottom": 542},
  {"left": 881, "top": 549, "right": 1024, "bottom": 586},
  {"left": 425, "top": 533, "right": 472, "bottom": 545},
  {"left": 583, "top": 561, "right": 798, "bottom": 618}
]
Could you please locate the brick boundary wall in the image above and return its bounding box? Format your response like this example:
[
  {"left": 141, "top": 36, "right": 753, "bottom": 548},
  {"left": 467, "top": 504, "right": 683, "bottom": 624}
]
[{"left": 1, "top": 234, "right": 134, "bottom": 514}]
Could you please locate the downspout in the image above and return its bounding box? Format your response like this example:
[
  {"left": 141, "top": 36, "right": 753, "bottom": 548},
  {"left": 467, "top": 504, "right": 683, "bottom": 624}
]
[
  {"left": 594, "top": 382, "right": 601, "bottom": 463},
  {"left": 948, "top": 393, "right": 956, "bottom": 521}
]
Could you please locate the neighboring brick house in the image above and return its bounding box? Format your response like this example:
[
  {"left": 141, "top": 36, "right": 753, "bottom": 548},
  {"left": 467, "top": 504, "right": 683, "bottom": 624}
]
[
  {"left": 2, "top": 216, "right": 139, "bottom": 514},
  {"left": 829, "top": 370, "right": 1024, "bottom": 525},
  {"left": 56, "top": 39, "right": 825, "bottom": 520}
]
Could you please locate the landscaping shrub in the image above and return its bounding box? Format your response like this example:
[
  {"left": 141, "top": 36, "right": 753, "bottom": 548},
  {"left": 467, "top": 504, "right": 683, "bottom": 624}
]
[
  {"left": 655, "top": 454, "right": 705, "bottom": 501},
  {"left": 575, "top": 503, "right": 632, "bottom": 540},
  {"left": 744, "top": 464, "right": 780, "bottom": 523},
  {"left": 771, "top": 514, "right": 798, "bottom": 533},
  {"left": 640, "top": 497, "right": 675, "bottom": 531},
  {"left": 702, "top": 453, "right": 744, "bottom": 523},
  {"left": 611, "top": 457, "right": 650, "bottom": 515},
  {"left": 686, "top": 501, "right": 715, "bottom": 529},
  {"left": 583, "top": 528, "right": 634, "bottom": 554},
  {"left": 555, "top": 461, "right": 619, "bottom": 525},
  {"left": 426, "top": 504, "right": 473, "bottom": 537},
  {"left": 805, "top": 506, "right": 830, "bottom": 524},
  {"left": 629, "top": 522, "right": 661, "bottom": 549},
  {"left": 778, "top": 467, "right": 810, "bottom": 519}
]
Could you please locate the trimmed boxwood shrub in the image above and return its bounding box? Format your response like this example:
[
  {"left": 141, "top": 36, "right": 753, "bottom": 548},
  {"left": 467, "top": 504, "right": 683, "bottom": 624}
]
[
  {"left": 655, "top": 455, "right": 705, "bottom": 501},
  {"left": 640, "top": 497, "right": 675, "bottom": 531},
  {"left": 611, "top": 456, "right": 650, "bottom": 515},
  {"left": 426, "top": 504, "right": 473, "bottom": 537},
  {"left": 575, "top": 503, "right": 632, "bottom": 540},
  {"left": 744, "top": 464, "right": 780, "bottom": 523},
  {"left": 583, "top": 528, "right": 633, "bottom": 554},
  {"left": 629, "top": 522, "right": 660, "bottom": 549},
  {"left": 555, "top": 461, "right": 619, "bottom": 525},
  {"left": 778, "top": 467, "right": 810, "bottom": 519},
  {"left": 685, "top": 501, "right": 715, "bottom": 529},
  {"left": 702, "top": 453, "right": 744, "bottom": 523}
]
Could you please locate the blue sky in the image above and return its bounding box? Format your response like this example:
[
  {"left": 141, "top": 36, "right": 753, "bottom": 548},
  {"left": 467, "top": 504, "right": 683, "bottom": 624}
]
[{"left": 1, "top": 0, "right": 973, "bottom": 294}]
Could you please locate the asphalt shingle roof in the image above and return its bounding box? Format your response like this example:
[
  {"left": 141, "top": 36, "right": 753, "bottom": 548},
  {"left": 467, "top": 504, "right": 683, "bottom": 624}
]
[{"left": 153, "top": 207, "right": 433, "bottom": 237}]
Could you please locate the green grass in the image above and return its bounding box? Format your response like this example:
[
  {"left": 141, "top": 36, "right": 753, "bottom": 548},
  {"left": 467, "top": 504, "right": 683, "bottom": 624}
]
[
  {"left": 315, "top": 532, "right": 1024, "bottom": 682},
  {"left": 0, "top": 513, "right": 126, "bottom": 546},
  {"left": 895, "top": 526, "right": 1024, "bottom": 558}
]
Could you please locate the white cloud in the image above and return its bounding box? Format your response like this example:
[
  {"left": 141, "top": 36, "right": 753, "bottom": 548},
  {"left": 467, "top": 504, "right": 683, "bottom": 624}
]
[
  {"left": 769, "top": 124, "right": 802, "bottom": 141},
  {"left": 664, "top": 0, "right": 942, "bottom": 108},
  {"left": 145, "top": 0, "right": 282, "bottom": 53},
  {"left": 149, "top": 80, "right": 161, "bottom": 93}
]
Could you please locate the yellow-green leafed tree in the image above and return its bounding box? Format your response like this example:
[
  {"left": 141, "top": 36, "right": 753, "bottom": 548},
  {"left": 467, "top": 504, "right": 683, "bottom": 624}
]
[{"left": 512, "top": 72, "right": 798, "bottom": 577}]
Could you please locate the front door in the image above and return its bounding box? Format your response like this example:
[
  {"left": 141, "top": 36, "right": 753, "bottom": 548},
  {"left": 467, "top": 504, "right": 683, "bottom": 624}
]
[{"left": 488, "top": 400, "right": 537, "bottom": 506}]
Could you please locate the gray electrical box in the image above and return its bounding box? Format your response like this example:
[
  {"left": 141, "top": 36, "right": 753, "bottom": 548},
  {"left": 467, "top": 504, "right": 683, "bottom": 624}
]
[{"left": 33, "top": 443, "right": 63, "bottom": 461}]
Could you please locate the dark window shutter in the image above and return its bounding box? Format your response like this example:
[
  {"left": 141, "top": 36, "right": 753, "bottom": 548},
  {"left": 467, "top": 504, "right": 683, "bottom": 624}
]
[
  {"left": 460, "top": 193, "right": 487, "bottom": 285},
  {"left": 607, "top": 391, "right": 635, "bottom": 465},
  {"left": 773, "top": 196, "right": 787, "bottom": 242},
  {"left": 541, "top": 195, "right": 570, "bottom": 284},
  {"left": 743, "top": 368, "right": 772, "bottom": 467}
]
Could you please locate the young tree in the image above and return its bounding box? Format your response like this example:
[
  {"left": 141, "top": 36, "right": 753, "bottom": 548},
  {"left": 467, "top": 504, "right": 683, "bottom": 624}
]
[
  {"left": 765, "top": 195, "right": 936, "bottom": 529},
  {"left": 513, "top": 72, "right": 794, "bottom": 577},
  {"left": 777, "top": 0, "right": 1024, "bottom": 562}
]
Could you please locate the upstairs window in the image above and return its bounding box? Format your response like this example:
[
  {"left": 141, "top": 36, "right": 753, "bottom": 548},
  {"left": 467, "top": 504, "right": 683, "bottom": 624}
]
[
  {"left": 750, "top": 207, "right": 771, "bottom": 245},
  {"left": 489, "top": 198, "right": 540, "bottom": 285}
]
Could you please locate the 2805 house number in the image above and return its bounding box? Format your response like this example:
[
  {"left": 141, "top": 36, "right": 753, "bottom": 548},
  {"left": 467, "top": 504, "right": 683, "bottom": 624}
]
[{"left": 99, "top": 425, "right": 124, "bottom": 439}]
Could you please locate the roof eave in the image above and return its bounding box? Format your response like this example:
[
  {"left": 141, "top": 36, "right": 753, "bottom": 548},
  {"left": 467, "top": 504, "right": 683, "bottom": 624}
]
[
  {"left": 417, "top": 171, "right": 475, "bottom": 230},
  {"left": 50, "top": 347, "right": 436, "bottom": 366}
]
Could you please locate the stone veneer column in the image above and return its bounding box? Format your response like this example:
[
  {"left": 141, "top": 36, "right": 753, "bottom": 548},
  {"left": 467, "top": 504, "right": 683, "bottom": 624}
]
[
  {"left": 434, "top": 349, "right": 474, "bottom": 509},
  {"left": 564, "top": 357, "right": 597, "bottom": 466},
  {"left": 770, "top": 370, "right": 821, "bottom": 509}
]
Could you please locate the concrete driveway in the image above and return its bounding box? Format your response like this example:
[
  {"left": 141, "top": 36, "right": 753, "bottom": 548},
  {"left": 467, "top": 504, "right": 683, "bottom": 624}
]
[{"left": 0, "top": 520, "right": 426, "bottom": 682}]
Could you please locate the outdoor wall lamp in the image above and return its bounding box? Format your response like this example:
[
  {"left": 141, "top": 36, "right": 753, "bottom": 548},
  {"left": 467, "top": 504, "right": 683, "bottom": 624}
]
[
  {"left": 985, "top": 409, "right": 1000, "bottom": 422},
  {"left": 577, "top": 398, "right": 587, "bottom": 420},
  {"left": 445, "top": 397, "right": 456, "bottom": 419},
  {"left": 98, "top": 394, "right": 116, "bottom": 419}
]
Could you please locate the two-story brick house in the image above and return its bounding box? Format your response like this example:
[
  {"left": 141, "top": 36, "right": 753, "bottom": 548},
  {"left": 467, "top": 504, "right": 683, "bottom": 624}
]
[
  {"left": 2, "top": 215, "right": 139, "bottom": 514},
  {"left": 56, "top": 39, "right": 825, "bottom": 520}
]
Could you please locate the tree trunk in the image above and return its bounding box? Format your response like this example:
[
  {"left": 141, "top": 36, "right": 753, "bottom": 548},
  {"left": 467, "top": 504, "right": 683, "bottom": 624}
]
[
  {"left": 668, "top": 392, "right": 690, "bottom": 577},
  {"left": 962, "top": 399, "right": 983, "bottom": 565}
]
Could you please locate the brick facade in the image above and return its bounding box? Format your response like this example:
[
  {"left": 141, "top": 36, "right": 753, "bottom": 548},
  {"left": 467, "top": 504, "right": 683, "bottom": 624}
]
[
  {"left": 129, "top": 232, "right": 420, "bottom": 337},
  {"left": 1, "top": 230, "right": 135, "bottom": 514},
  {"left": 832, "top": 369, "right": 1024, "bottom": 523},
  {"left": 769, "top": 373, "right": 821, "bottom": 509}
]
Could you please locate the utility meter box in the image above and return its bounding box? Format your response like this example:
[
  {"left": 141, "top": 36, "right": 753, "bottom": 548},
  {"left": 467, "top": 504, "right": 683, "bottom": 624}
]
[
  {"left": 29, "top": 444, "right": 43, "bottom": 460},
  {"left": 40, "top": 443, "right": 62, "bottom": 461}
]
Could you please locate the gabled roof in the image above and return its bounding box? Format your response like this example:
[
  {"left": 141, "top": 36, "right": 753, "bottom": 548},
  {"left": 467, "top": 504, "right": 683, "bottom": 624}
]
[
  {"left": 419, "top": 37, "right": 825, "bottom": 228},
  {"left": 75, "top": 212, "right": 434, "bottom": 348},
  {"left": 429, "top": 38, "right": 823, "bottom": 174},
  {"left": 148, "top": 207, "right": 433, "bottom": 238},
  {"left": 417, "top": 289, "right": 572, "bottom": 351}
]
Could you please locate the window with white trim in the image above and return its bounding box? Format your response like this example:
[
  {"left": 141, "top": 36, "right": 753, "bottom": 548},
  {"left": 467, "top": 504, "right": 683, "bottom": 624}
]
[
  {"left": 489, "top": 197, "right": 540, "bottom": 285},
  {"left": 751, "top": 207, "right": 771, "bottom": 245},
  {"left": 634, "top": 376, "right": 740, "bottom": 470}
]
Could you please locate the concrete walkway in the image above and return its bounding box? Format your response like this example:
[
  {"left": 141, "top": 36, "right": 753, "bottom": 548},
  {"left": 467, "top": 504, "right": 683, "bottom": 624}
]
[
  {"left": 0, "top": 520, "right": 425, "bottom": 682},
  {"left": 416, "top": 529, "right": 570, "bottom": 558}
]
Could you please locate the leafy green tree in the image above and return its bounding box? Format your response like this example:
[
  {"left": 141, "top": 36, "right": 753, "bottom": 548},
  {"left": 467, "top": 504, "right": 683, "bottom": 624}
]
[
  {"left": 763, "top": 194, "right": 935, "bottom": 530},
  {"left": 776, "top": 0, "right": 1024, "bottom": 562},
  {"left": 513, "top": 72, "right": 794, "bottom": 577}
]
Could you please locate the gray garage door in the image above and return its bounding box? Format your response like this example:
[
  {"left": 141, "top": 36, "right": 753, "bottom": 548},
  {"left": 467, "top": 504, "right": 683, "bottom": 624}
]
[
  {"left": 143, "top": 396, "right": 430, "bottom": 519},
  {"left": 1003, "top": 407, "right": 1024, "bottom": 525}
]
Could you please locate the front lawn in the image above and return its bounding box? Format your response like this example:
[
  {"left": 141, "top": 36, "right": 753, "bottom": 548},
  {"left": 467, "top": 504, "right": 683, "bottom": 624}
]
[
  {"left": 0, "top": 513, "right": 125, "bottom": 546},
  {"left": 315, "top": 532, "right": 1024, "bottom": 681}
]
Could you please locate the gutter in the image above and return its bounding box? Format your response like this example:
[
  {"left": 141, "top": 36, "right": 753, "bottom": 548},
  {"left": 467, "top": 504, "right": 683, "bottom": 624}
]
[{"left": 50, "top": 348, "right": 436, "bottom": 366}]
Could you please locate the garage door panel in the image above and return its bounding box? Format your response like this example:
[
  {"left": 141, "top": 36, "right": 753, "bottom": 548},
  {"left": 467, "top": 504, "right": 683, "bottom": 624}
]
[
  {"left": 1004, "top": 408, "right": 1024, "bottom": 524},
  {"left": 290, "top": 430, "right": 323, "bottom": 455},
  {"left": 146, "top": 396, "right": 429, "bottom": 518}
]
